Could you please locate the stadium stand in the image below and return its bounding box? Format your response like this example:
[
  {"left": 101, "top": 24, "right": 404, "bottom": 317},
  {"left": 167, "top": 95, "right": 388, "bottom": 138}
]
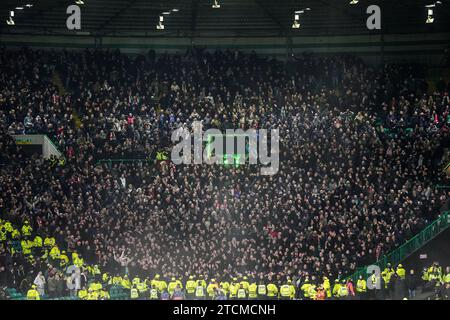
[{"left": 1, "top": 47, "right": 450, "bottom": 300}]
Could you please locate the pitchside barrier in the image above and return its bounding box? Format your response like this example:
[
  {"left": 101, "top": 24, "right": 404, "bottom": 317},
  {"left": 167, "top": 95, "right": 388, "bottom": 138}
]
[{"left": 348, "top": 211, "right": 450, "bottom": 283}]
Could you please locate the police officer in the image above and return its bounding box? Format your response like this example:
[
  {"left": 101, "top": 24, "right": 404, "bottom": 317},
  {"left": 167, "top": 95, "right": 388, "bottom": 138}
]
[
  {"left": 307, "top": 281, "right": 317, "bottom": 300},
  {"left": 130, "top": 285, "right": 139, "bottom": 300},
  {"left": 257, "top": 275, "right": 267, "bottom": 300},
  {"left": 196, "top": 275, "right": 206, "bottom": 289},
  {"left": 396, "top": 264, "right": 406, "bottom": 279},
  {"left": 136, "top": 278, "right": 148, "bottom": 296},
  {"left": 195, "top": 283, "right": 206, "bottom": 300},
  {"left": 156, "top": 276, "right": 166, "bottom": 293},
  {"left": 301, "top": 277, "right": 311, "bottom": 299},
  {"left": 280, "top": 280, "right": 293, "bottom": 300},
  {"left": 229, "top": 278, "right": 239, "bottom": 300},
  {"left": 322, "top": 276, "right": 331, "bottom": 298},
  {"left": 248, "top": 277, "right": 258, "bottom": 300},
  {"left": 219, "top": 279, "right": 230, "bottom": 297},
  {"left": 237, "top": 284, "right": 247, "bottom": 300},
  {"left": 240, "top": 276, "right": 250, "bottom": 291},
  {"left": 78, "top": 286, "right": 88, "bottom": 300},
  {"left": 207, "top": 279, "right": 219, "bottom": 299},
  {"left": 332, "top": 278, "right": 341, "bottom": 299},
  {"left": 338, "top": 279, "right": 349, "bottom": 299},
  {"left": 168, "top": 277, "right": 178, "bottom": 296},
  {"left": 151, "top": 274, "right": 161, "bottom": 289},
  {"left": 356, "top": 275, "right": 367, "bottom": 300},
  {"left": 149, "top": 284, "right": 159, "bottom": 300},
  {"left": 266, "top": 278, "right": 278, "bottom": 300}
]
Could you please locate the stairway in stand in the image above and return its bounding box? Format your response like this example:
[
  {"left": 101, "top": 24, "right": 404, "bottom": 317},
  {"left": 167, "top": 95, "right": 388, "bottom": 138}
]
[{"left": 52, "top": 71, "right": 82, "bottom": 128}]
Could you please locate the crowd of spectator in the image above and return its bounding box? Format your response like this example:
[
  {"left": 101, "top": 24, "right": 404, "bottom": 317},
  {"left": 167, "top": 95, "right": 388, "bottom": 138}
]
[{"left": 0, "top": 47, "right": 449, "bottom": 299}]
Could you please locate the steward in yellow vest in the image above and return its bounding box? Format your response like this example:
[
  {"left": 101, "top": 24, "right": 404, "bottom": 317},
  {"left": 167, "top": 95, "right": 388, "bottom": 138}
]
[
  {"left": 356, "top": 275, "right": 367, "bottom": 299},
  {"left": 248, "top": 282, "right": 258, "bottom": 299},
  {"left": 280, "top": 282, "right": 293, "bottom": 300},
  {"left": 237, "top": 284, "right": 247, "bottom": 300},
  {"left": 301, "top": 278, "right": 311, "bottom": 299},
  {"left": 27, "top": 285, "right": 40, "bottom": 300},
  {"left": 185, "top": 276, "right": 196, "bottom": 298},
  {"left": 130, "top": 286, "right": 139, "bottom": 299},
  {"left": 229, "top": 278, "right": 239, "bottom": 299},
  {"left": 257, "top": 280, "right": 267, "bottom": 299},
  {"left": 266, "top": 282, "right": 278, "bottom": 299},
  {"left": 207, "top": 279, "right": 219, "bottom": 299},
  {"left": 149, "top": 285, "right": 159, "bottom": 300},
  {"left": 220, "top": 281, "right": 230, "bottom": 296},
  {"left": 195, "top": 285, "right": 206, "bottom": 300},
  {"left": 323, "top": 276, "right": 331, "bottom": 298}
]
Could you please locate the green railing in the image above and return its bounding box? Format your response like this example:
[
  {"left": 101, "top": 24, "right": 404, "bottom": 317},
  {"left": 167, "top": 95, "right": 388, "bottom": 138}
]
[{"left": 347, "top": 211, "right": 450, "bottom": 282}]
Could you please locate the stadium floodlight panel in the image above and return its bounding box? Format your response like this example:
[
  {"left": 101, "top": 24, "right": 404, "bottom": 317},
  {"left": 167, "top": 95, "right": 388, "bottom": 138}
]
[{"left": 212, "top": 0, "right": 221, "bottom": 8}]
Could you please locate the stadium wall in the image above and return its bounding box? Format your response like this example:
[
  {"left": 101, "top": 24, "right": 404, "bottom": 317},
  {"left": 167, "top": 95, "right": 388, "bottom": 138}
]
[
  {"left": 13, "top": 135, "right": 62, "bottom": 159},
  {"left": 0, "top": 32, "right": 448, "bottom": 66}
]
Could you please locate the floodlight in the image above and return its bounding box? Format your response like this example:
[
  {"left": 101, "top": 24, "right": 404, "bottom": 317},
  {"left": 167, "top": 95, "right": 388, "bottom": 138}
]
[{"left": 212, "top": 0, "right": 221, "bottom": 9}]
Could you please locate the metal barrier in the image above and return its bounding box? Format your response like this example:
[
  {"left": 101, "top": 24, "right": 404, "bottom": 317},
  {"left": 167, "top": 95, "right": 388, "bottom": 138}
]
[{"left": 347, "top": 211, "right": 450, "bottom": 282}]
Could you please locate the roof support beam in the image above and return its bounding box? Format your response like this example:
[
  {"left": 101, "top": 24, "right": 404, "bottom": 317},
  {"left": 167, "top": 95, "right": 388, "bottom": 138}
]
[
  {"left": 190, "top": 0, "right": 200, "bottom": 32},
  {"left": 315, "top": 0, "right": 361, "bottom": 22},
  {"left": 97, "top": 0, "right": 139, "bottom": 33},
  {"left": 254, "top": 0, "right": 285, "bottom": 32}
]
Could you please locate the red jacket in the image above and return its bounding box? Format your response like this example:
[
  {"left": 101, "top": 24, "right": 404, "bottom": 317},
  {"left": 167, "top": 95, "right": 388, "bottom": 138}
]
[{"left": 346, "top": 282, "right": 355, "bottom": 296}]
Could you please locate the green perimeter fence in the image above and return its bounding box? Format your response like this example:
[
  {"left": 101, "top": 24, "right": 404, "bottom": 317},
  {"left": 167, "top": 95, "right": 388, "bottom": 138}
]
[{"left": 347, "top": 211, "right": 450, "bottom": 283}]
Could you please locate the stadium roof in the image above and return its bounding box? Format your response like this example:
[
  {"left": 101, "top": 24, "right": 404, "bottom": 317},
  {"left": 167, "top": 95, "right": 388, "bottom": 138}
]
[{"left": 1, "top": 0, "right": 450, "bottom": 37}]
